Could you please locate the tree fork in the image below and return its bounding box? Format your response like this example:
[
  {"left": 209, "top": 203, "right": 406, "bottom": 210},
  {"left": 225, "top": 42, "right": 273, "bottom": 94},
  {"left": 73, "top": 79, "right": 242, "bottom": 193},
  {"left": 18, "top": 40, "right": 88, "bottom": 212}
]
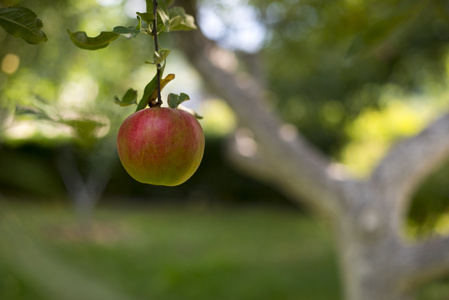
[{"left": 176, "top": 1, "right": 449, "bottom": 298}]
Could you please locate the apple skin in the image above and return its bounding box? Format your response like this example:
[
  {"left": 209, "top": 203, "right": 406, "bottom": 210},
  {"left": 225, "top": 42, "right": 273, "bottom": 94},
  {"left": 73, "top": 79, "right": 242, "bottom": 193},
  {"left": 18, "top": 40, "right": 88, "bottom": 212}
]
[{"left": 117, "top": 107, "right": 205, "bottom": 186}]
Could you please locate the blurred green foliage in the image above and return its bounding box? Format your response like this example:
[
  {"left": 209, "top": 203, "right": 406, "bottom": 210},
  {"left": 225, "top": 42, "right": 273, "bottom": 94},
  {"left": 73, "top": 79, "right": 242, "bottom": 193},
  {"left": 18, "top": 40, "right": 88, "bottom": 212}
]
[
  {"left": 197, "top": 0, "right": 449, "bottom": 234},
  {"left": 0, "top": 0, "right": 149, "bottom": 121},
  {"left": 0, "top": 138, "right": 292, "bottom": 206},
  {"left": 0, "top": 144, "right": 65, "bottom": 197},
  {"left": 251, "top": 0, "right": 449, "bottom": 155},
  {"left": 0, "top": 0, "right": 448, "bottom": 233}
]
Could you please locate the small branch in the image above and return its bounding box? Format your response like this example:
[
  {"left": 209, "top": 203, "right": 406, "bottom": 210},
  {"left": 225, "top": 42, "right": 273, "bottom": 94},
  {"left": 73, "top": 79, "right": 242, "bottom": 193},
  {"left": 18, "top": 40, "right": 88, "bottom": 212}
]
[
  {"left": 225, "top": 131, "right": 347, "bottom": 208},
  {"left": 371, "top": 112, "right": 449, "bottom": 220},
  {"left": 151, "top": 0, "right": 162, "bottom": 106},
  {"left": 400, "top": 235, "right": 449, "bottom": 291}
]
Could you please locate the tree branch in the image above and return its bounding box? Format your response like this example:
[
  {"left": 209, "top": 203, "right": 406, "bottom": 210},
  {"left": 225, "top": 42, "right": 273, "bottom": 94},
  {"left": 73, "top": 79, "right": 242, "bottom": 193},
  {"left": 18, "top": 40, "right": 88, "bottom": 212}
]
[
  {"left": 400, "top": 235, "right": 449, "bottom": 291},
  {"left": 371, "top": 112, "right": 449, "bottom": 220},
  {"left": 224, "top": 128, "right": 311, "bottom": 202},
  {"left": 176, "top": 9, "right": 346, "bottom": 218},
  {"left": 225, "top": 129, "right": 275, "bottom": 184}
]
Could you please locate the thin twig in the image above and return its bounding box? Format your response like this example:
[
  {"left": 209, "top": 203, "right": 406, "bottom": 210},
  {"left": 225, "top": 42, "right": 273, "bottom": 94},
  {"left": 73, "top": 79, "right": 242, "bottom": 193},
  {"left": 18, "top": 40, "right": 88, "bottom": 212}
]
[{"left": 153, "top": 0, "right": 162, "bottom": 106}]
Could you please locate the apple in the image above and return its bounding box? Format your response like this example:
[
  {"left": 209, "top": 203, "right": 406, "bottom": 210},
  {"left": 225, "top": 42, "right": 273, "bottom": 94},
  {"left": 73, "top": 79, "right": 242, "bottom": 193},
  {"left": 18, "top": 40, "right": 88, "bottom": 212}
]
[{"left": 117, "top": 107, "right": 205, "bottom": 186}]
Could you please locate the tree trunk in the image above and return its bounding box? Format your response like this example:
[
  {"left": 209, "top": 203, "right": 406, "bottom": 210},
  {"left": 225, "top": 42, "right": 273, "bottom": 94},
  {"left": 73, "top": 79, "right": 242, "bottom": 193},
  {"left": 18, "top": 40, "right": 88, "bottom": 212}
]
[
  {"left": 337, "top": 236, "right": 415, "bottom": 300},
  {"left": 334, "top": 181, "right": 411, "bottom": 300},
  {"left": 176, "top": 1, "right": 449, "bottom": 298}
]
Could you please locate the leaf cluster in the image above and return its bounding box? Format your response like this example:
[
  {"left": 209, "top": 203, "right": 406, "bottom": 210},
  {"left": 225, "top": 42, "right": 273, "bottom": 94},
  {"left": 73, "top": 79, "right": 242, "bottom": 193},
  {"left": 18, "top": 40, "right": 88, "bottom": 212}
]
[
  {"left": 114, "top": 68, "right": 199, "bottom": 117},
  {"left": 0, "top": 6, "right": 47, "bottom": 44},
  {"left": 0, "top": 2, "right": 199, "bottom": 116},
  {"left": 67, "top": 4, "right": 196, "bottom": 51},
  {"left": 67, "top": 0, "right": 198, "bottom": 114}
]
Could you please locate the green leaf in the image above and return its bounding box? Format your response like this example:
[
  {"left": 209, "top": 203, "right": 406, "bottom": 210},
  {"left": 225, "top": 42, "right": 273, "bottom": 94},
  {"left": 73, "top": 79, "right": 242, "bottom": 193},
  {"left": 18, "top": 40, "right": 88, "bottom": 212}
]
[
  {"left": 167, "top": 92, "right": 203, "bottom": 118},
  {"left": 136, "top": 72, "right": 161, "bottom": 111},
  {"left": 15, "top": 97, "right": 57, "bottom": 121},
  {"left": 345, "top": 0, "right": 427, "bottom": 61},
  {"left": 137, "top": 11, "right": 164, "bottom": 35},
  {"left": 113, "top": 25, "right": 139, "bottom": 37},
  {"left": 136, "top": 70, "right": 177, "bottom": 111},
  {"left": 113, "top": 16, "right": 141, "bottom": 38},
  {"left": 141, "top": 2, "right": 176, "bottom": 34},
  {"left": 114, "top": 89, "right": 138, "bottom": 106},
  {"left": 136, "top": 12, "right": 154, "bottom": 25},
  {"left": 152, "top": 49, "right": 171, "bottom": 65},
  {"left": 61, "top": 118, "right": 106, "bottom": 145},
  {"left": 167, "top": 93, "right": 190, "bottom": 108},
  {"left": 136, "top": 64, "right": 166, "bottom": 111},
  {"left": 169, "top": 7, "right": 197, "bottom": 31},
  {"left": 157, "top": 1, "right": 170, "bottom": 32},
  {"left": 15, "top": 105, "right": 53, "bottom": 121},
  {"left": 67, "top": 30, "right": 120, "bottom": 50},
  {"left": 0, "top": 6, "right": 47, "bottom": 44},
  {"left": 178, "top": 104, "right": 203, "bottom": 119},
  {"left": 165, "top": 0, "right": 175, "bottom": 7}
]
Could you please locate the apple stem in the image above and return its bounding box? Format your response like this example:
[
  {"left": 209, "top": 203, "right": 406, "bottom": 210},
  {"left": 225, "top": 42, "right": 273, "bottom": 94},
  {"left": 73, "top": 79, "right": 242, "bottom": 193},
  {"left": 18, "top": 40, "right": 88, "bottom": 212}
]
[{"left": 152, "top": 0, "right": 162, "bottom": 107}]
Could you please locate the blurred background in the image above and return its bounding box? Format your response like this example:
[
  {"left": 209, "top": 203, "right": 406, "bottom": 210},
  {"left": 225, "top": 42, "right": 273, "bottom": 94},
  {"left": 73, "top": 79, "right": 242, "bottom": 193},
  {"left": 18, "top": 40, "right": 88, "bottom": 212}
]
[{"left": 1, "top": 0, "right": 449, "bottom": 299}]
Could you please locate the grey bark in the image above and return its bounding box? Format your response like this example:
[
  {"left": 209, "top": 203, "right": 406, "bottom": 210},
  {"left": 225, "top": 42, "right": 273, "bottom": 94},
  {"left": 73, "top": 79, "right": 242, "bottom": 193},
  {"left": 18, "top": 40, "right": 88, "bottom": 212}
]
[{"left": 177, "top": 2, "right": 449, "bottom": 299}]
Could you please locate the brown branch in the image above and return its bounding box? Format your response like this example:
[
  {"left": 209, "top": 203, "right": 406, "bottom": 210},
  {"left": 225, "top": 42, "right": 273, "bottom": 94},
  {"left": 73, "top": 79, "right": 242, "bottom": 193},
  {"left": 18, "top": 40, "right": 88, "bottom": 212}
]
[
  {"left": 151, "top": 0, "right": 162, "bottom": 106},
  {"left": 399, "top": 235, "right": 449, "bottom": 291}
]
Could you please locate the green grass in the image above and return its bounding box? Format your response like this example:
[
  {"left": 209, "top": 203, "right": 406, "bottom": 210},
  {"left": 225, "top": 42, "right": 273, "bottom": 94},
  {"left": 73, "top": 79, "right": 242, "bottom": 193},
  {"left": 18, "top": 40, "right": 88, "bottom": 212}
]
[
  {"left": 0, "top": 201, "right": 342, "bottom": 300},
  {"left": 2, "top": 201, "right": 449, "bottom": 300}
]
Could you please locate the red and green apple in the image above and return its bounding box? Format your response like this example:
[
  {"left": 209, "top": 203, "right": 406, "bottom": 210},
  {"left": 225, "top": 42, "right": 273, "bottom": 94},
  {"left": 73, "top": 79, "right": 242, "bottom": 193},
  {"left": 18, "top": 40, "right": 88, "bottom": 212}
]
[{"left": 117, "top": 107, "right": 205, "bottom": 186}]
